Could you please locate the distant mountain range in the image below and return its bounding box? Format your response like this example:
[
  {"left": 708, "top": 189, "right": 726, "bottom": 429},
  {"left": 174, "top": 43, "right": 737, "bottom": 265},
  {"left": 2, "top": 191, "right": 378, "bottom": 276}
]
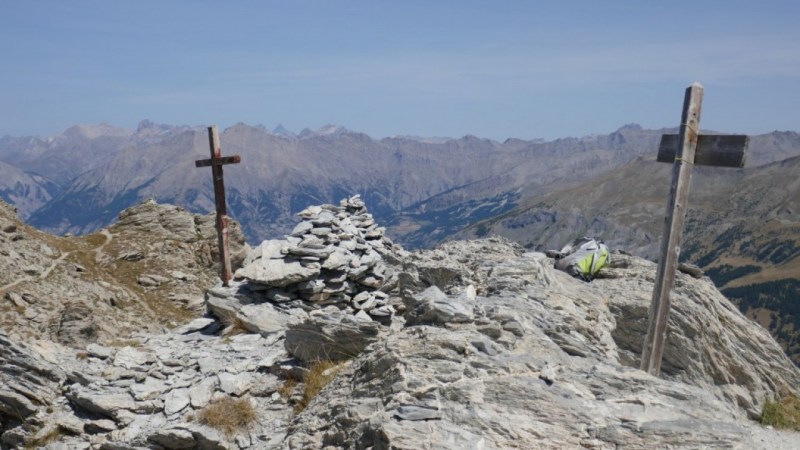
[{"left": 2, "top": 121, "right": 799, "bottom": 363}]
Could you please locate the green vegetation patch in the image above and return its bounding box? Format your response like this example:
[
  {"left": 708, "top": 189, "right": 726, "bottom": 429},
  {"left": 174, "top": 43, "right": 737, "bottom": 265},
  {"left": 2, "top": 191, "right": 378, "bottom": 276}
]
[
  {"left": 705, "top": 264, "right": 762, "bottom": 287},
  {"left": 693, "top": 225, "right": 746, "bottom": 267},
  {"left": 741, "top": 238, "right": 800, "bottom": 265},
  {"left": 723, "top": 279, "right": 800, "bottom": 329},
  {"left": 723, "top": 279, "right": 800, "bottom": 365},
  {"left": 761, "top": 394, "right": 800, "bottom": 430}
]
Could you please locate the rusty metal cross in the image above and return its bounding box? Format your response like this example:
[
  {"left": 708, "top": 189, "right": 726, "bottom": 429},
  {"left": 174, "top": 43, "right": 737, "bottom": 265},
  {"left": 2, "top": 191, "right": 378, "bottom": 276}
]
[
  {"left": 640, "top": 82, "right": 750, "bottom": 376},
  {"left": 195, "top": 125, "right": 241, "bottom": 286}
]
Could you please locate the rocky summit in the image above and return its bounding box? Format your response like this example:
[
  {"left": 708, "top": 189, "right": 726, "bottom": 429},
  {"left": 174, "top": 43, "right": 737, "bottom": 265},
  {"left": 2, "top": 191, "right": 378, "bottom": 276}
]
[
  {"left": 0, "top": 198, "right": 247, "bottom": 347},
  {"left": 1, "top": 197, "right": 800, "bottom": 449}
]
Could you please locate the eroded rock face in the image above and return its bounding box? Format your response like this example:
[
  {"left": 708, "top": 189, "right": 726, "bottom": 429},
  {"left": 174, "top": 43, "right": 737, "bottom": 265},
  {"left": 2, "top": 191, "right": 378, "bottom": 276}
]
[
  {"left": 285, "top": 307, "right": 382, "bottom": 362},
  {"left": 596, "top": 254, "right": 798, "bottom": 419},
  {"left": 54, "top": 303, "right": 103, "bottom": 347},
  {"left": 285, "top": 240, "right": 800, "bottom": 449},
  {"left": 403, "top": 285, "right": 475, "bottom": 326},
  {"left": 0, "top": 332, "right": 66, "bottom": 445}
]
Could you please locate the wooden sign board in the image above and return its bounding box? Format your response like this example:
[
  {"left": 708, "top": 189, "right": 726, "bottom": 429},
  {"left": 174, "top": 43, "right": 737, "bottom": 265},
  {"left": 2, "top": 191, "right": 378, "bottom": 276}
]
[
  {"left": 195, "top": 155, "right": 241, "bottom": 168},
  {"left": 657, "top": 134, "right": 749, "bottom": 168}
]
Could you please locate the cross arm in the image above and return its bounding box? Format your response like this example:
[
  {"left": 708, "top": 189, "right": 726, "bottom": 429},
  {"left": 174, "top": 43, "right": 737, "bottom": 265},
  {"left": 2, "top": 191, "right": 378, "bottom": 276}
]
[
  {"left": 657, "top": 134, "right": 749, "bottom": 168},
  {"left": 194, "top": 155, "right": 241, "bottom": 168}
]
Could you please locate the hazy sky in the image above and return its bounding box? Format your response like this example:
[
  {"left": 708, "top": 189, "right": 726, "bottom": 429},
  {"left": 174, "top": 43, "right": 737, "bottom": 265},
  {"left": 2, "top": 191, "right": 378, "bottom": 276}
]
[{"left": 2, "top": 1, "right": 798, "bottom": 140}]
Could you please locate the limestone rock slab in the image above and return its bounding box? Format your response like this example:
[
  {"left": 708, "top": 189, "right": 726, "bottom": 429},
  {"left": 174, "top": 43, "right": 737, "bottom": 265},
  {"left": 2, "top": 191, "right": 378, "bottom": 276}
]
[
  {"left": 285, "top": 309, "right": 381, "bottom": 362},
  {"left": 235, "top": 258, "right": 320, "bottom": 287}
]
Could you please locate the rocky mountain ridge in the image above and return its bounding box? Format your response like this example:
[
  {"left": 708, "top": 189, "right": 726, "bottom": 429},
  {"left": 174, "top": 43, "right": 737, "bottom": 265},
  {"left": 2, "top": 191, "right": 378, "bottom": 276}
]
[
  {"left": 0, "top": 160, "right": 58, "bottom": 217},
  {"left": 2, "top": 122, "right": 798, "bottom": 246},
  {"left": 1, "top": 197, "right": 800, "bottom": 449}
]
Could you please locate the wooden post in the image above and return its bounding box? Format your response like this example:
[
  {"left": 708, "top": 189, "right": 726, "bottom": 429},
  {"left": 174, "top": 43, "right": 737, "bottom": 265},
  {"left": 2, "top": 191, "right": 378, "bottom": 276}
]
[
  {"left": 195, "top": 125, "right": 241, "bottom": 286},
  {"left": 641, "top": 85, "right": 748, "bottom": 376},
  {"left": 640, "top": 83, "right": 704, "bottom": 376}
]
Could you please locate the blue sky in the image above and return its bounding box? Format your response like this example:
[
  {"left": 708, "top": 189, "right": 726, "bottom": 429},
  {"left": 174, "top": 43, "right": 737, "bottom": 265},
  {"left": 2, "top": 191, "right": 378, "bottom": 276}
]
[{"left": 2, "top": 1, "right": 798, "bottom": 140}]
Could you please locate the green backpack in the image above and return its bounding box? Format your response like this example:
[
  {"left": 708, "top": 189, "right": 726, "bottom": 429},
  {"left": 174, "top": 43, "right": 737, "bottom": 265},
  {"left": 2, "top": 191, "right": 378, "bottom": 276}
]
[{"left": 554, "top": 237, "right": 610, "bottom": 281}]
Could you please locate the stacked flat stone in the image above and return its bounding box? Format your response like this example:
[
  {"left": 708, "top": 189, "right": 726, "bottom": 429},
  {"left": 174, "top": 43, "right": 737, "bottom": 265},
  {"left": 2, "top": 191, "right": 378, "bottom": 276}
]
[{"left": 234, "top": 195, "right": 401, "bottom": 319}]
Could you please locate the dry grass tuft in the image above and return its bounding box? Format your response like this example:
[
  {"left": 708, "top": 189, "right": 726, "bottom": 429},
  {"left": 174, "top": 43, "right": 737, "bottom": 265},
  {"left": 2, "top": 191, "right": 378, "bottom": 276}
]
[
  {"left": 294, "top": 360, "right": 345, "bottom": 413},
  {"left": 82, "top": 233, "right": 108, "bottom": 247},
  {"left": 761, "top": 393, "right": 800, "bottom": 430},
  {"left": 25, "top": 427, "right": 62, "bottom": 449},
  {"left": 196, "top": 396, "right": 258, "bottom": 437},
  {"left": 220, "top": 312, "right": 249, "bottom": 337},
  {"left": 278, "top": 377, "right": 298, "bottom": 400},
  {"left": 107, "top": 338, "right": 142, "bottom": 348}
]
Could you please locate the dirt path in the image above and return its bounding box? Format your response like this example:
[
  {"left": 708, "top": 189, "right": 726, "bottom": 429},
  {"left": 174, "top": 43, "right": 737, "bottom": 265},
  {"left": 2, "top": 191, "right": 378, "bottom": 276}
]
[
  {"left": 745, "top": 424, "right": 800, "bottom": 449},
  {"left": 37, "top": 252, "right": 72, "bottom": 280},
  {"left": 0, "top": 229, "right": 113, "bottom": 295},
  {"left": 92, "top": 229, "right": 114, "bottom": 262},
  {"left": 0, "top": 275, "right": 32, "bottom": 294}
]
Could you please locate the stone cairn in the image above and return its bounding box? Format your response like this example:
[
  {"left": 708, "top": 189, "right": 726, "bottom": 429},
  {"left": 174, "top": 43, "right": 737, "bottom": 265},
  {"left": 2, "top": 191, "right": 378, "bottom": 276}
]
[{"left": 234, "top": 195, "right": 403, "bottom": 320}]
